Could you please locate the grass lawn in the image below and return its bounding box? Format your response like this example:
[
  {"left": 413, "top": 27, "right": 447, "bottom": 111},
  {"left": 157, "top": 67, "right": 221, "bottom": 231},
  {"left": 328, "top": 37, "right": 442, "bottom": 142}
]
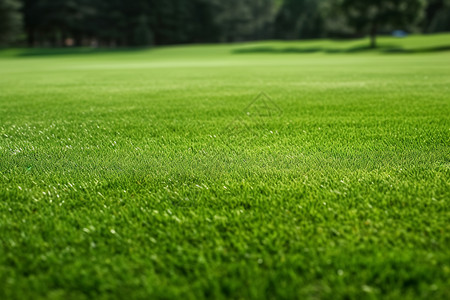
[{"left": 0, "top": 34, "right": 449, "bottom": 299}]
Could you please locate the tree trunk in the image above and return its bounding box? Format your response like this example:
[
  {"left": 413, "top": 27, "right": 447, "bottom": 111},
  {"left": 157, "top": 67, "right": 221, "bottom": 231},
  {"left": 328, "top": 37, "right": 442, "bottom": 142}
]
[{"left": 370, "top": 23, "right": 377, "bottom": 48}]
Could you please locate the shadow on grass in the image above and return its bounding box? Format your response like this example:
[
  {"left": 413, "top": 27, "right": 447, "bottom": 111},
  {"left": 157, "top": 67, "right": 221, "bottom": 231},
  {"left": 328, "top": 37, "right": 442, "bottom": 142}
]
[
  {"left": 6, "top": 43, "right": 450, "bottom": 58},
  {"left": 15, "top": 47, "right": 150, "bottom": 57},
  {"left": 232, "top": 44, "right": 450, "bottom": 55}
]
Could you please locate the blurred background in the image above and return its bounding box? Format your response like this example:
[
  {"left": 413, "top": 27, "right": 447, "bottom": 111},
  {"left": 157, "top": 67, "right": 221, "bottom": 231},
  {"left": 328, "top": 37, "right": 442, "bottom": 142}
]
[{"left": 0, "top": 0, "right": 449, "bottom": 48}]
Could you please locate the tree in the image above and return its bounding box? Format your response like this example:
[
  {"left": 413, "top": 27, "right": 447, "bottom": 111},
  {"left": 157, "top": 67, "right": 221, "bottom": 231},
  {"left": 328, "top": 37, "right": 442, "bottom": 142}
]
[
  {"left": 210, "top": 0, "right": 277, "bottom": 42},
  {"left": 424, "top": 0, "right": 450, "bottom": 32},
  {"left": 15, "top": 0, "right": 287, "bottom": 47},
  {"left": 274, "top": 0, "right": 325, "bottom": 40},
  {"left": 133, "top": 15, "right": 153, "bottom": 46},
  {"left": 330, "top": 0, "right": 426, "bottom": 48},
  {"left": 0, "top": 0, "right": 22, "bottom": 46},
  {"left": 21, "top": 0, "right": 93, "bottom": 47}
]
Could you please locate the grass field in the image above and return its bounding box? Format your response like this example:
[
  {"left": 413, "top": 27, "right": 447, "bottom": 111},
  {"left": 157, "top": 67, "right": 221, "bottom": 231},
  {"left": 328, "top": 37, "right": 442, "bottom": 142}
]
[{"left": 1, "top": 34, "right": 449, "bottom": 299}]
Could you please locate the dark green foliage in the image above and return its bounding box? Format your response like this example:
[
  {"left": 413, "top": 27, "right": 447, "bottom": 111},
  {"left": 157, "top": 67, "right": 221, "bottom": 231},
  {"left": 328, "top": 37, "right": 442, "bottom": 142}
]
[
  {"left": 327, "top": 0, "right": 427, "bottom": 48},
  {"left": 18, "top": 0, "right": 278, "bottom": 46},
  {"left": 133, "top": 15, "right": 153, "bottom": 46},
  {"left": 274, "top": 0, "right": 325, "bottom": 40},
  {"left": 425, "top": 0, "right": 450, "bottom": 32},
  {"left": 2, "top": 0, "right": 441, "bottom": 47},
  {"left": 210, "top": 0, "right": 277, "bottom": 42},
  {"left": 0, "top": 0, "right": 22, "bottom": 45}
]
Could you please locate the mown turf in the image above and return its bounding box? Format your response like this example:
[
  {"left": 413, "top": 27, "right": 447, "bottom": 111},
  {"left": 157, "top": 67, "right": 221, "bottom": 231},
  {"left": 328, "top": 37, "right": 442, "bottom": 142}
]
[{"left": 0, "top": 34, "right": 449, "bottom": 300}]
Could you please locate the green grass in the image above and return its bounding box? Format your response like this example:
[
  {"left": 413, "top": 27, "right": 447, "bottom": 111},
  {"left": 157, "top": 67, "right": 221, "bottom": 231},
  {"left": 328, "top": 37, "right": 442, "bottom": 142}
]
[{"left": 0, "top": 34, "right": 449, "bottom": 300}]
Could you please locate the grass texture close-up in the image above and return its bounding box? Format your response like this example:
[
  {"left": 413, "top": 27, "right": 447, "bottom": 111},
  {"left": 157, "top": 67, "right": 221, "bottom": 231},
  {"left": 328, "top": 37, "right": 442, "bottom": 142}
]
[{"left": 0, "top": 34, "right": 450, "bottom": 299}]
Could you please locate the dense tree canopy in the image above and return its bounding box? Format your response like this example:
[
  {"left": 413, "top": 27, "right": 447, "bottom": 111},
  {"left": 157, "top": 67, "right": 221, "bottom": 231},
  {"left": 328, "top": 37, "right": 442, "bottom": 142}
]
[
  {"left": 274, "top": 0, "right": 325, "bottom": 40},
  {"left": 17, "top": 0, "right": 279, "bottom": 47},
  {"left": 0, "top": 0, "right": 445, "bottom": 47},
  {"left": 0, "top": 0, "right": 22, "bottom": 45},
  {"left": 424, "top": 0, "right": 450, "bottom": 32},
  {"left": 328, "top": 0, "right": 427, "bottom": 48}
]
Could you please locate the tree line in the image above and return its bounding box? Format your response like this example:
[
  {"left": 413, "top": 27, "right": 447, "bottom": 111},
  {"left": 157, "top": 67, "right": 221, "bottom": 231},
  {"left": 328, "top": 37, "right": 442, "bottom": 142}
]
[{"left": 1, "top": 0, "right": 450, "bottom": 47}]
